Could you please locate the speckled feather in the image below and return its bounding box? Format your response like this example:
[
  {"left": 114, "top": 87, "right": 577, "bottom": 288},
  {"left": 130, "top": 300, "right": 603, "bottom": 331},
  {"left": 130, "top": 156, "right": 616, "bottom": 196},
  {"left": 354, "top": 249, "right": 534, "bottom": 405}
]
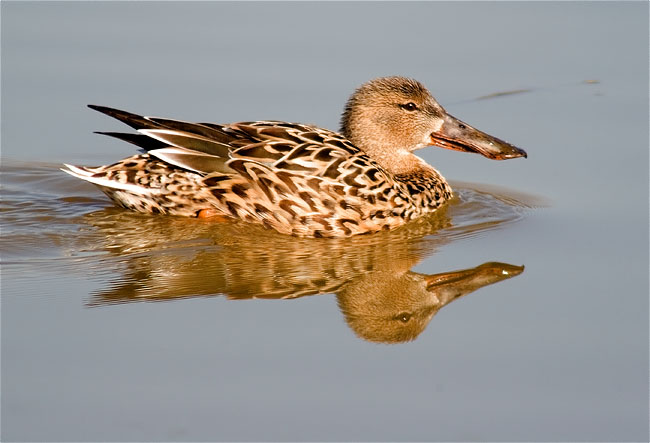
[{"left": 65, "top": 114, "right": 452, "bottom": 237}]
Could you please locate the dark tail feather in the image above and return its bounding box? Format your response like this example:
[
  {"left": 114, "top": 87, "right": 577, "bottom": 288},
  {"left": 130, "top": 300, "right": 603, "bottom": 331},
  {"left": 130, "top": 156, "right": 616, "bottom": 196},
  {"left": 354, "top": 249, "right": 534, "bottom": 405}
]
[
  {"left": 148, "top": 117, "right": 236, "bottom": 144},
  {"left": 88, "top": 104, "right": 159, "bottom": 130},
  {"left": 94, "top": 131, "right": 168, "bottom": 152},
  {"left": 88, "top": 105, "right": 243, "bottom": 153}
]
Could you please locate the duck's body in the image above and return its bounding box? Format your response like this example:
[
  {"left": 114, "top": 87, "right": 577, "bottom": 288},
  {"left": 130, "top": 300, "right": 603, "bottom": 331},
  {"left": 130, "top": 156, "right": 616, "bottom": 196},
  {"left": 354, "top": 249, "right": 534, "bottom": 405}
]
[{"left": 64, "top": 77, "right": 526, "bottom": 237}]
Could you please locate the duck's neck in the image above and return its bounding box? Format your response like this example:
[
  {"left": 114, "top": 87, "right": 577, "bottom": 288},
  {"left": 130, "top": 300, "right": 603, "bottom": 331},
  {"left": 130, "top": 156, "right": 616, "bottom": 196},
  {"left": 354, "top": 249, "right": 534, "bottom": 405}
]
[
  {"left": 393, "top": 161, "right": 449, "bottom": 190},
  {"left": 342, "top": 126, "right": 430, "bottom": 176},
  {"left": 368, "top": 148, "right": 446, "bottom": 187},
  {"left": 368, "top": 149, "right": 427, "bottom": 176},
  {"left": 359, "top": 142, "right": 453, "bottom": 201}
]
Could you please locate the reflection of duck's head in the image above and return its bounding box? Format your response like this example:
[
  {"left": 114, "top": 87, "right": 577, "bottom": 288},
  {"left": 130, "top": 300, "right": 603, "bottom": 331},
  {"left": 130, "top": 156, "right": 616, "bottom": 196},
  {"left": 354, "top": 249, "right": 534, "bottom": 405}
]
[{"left": 337, "top": 262, "right": 524, "bottom": 344}]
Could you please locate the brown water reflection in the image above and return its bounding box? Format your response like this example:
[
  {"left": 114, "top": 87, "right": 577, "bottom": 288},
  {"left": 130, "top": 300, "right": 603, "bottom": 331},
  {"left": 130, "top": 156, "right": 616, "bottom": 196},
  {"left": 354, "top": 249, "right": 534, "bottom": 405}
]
[{"left": 84, "top": 204, "right": 524, "bottom": 343}]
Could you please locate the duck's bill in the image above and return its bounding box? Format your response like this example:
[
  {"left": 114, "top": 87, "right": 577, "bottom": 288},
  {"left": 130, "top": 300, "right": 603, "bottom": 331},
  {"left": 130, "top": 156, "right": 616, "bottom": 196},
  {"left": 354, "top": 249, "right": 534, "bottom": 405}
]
[
  {"left": 430, "top": 114, "right": 527, "bottom": 160},
  {"left": 425, "top": 262, "right": 525, "bottom": 292}
]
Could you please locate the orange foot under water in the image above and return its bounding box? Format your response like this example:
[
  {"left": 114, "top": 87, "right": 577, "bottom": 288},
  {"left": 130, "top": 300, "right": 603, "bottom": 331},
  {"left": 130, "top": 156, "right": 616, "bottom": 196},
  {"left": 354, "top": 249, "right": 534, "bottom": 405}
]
[{"left": 196, "top": 209, "right": 231, "bottom": 222}]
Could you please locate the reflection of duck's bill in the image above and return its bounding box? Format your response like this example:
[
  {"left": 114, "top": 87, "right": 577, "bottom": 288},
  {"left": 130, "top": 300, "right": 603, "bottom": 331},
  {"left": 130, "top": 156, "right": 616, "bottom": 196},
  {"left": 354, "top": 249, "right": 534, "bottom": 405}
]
[
  {"left": 430, "top": 113, "right": 528, "bottom": 160},
  {"left": 425, "top": 261, "right": 524, "bottom": 291}
]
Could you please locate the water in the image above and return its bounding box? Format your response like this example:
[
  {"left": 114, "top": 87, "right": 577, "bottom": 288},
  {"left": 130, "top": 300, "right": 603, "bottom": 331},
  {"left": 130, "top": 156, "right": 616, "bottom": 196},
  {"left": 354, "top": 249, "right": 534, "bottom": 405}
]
[{"left": 2, "top": 2, "right": 648, "bottom": 441}]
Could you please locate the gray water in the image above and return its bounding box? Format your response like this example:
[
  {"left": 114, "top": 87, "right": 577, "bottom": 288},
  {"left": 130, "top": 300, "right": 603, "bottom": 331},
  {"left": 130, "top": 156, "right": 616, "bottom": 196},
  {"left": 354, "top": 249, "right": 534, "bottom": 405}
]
[{"left": 2, "top": 2, "right": 648, "bottom": 441}]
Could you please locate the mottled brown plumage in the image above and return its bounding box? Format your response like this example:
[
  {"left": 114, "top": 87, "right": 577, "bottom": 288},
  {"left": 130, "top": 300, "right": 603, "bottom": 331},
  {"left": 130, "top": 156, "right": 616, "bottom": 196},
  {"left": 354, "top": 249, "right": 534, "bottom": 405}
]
[{"left": 63, "top": 77, "right": 526, "bottom": 237}]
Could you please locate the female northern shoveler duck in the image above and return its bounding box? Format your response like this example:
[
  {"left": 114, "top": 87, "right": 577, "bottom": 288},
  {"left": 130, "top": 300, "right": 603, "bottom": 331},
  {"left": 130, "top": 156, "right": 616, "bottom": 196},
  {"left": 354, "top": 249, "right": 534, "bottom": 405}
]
[{"left": 63, "top": 76, "right": 526, "bottom": 237}]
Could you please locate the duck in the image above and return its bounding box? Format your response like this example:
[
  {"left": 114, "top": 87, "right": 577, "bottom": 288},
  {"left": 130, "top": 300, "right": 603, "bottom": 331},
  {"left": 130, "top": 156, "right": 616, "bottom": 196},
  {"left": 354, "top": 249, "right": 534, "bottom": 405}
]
[{"left": 63, "top": 76, "right": 527, "bottom": 237}]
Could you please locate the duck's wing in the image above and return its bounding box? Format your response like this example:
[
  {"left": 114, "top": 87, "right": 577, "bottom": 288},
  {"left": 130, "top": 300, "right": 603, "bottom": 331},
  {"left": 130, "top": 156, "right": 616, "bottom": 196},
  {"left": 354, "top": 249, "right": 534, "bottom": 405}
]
[
  {"left": 226, "top": 121, "right": 376, "bottom": 179},
  {"left": 88, "top": 105, "right": 253, "bottom": 175},
  {"left": 88, "top": 106, "right": 377, "bottom": 182}
]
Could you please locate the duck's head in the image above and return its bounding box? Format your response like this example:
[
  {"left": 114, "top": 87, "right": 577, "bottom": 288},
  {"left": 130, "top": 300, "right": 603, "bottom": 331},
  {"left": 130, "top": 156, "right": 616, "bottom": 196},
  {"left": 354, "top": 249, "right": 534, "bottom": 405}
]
[{"left": 340, "top": 76, "right": 527, "bottom": 175}]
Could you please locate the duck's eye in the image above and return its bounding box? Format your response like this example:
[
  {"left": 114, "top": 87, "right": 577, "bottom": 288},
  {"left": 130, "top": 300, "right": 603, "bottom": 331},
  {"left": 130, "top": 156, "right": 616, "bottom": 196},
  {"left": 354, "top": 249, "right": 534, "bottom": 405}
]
[
  {"left": 394, "top": 312, "right": 413, "bottom": 323},
  {"left": 399, "top": 102, "right": 418, "bottom": 111}
]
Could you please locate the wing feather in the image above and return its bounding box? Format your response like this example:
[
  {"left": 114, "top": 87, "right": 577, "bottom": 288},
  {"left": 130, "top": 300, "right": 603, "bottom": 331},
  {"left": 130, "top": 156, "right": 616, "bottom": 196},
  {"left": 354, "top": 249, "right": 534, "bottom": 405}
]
[
  {"left": 94, "top": 131, "right": 167, "bottom": 151},
  {"left": 149, "top": 147, "right": 233, "bottom": 175},
  {"left": 147, "top": 117, "right": 241, "bottom": 144},
  {"left": 87, "top": 106, "right": 380, "bottom": 186},
  {"left": 88, "top": 105, "right": 160, "bottom": 130},
  {"left": 139, "top": 129, "right": 232, "bottom": 158}
]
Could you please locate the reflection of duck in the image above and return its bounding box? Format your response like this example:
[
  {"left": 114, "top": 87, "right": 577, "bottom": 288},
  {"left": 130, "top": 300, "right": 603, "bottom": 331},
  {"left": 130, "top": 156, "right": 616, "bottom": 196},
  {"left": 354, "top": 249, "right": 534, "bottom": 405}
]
[
  {"left": 63, "top": 77, "right": 526, "bottom": 237},
  {"left": 337, "top": 262, "right": 523, "bottom": 343},
  {"left": 84, "top": 204, "right": 524, "bottom": 344}
]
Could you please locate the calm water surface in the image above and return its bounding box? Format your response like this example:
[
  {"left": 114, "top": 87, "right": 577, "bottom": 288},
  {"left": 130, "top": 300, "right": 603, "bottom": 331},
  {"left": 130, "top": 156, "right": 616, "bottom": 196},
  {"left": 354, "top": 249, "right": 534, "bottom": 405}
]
[{"left": 2, "top": 2, "right": 648, "bottom": 441}]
